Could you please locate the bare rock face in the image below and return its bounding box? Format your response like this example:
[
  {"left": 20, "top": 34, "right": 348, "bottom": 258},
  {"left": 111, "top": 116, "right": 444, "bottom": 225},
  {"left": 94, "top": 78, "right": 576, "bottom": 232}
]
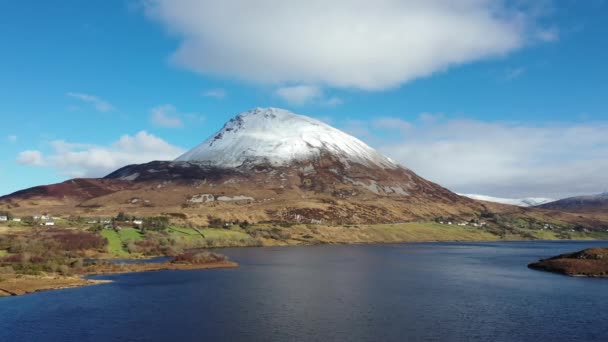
[{"left": 0, "top": 108, "right": 481, "bottom": 224}]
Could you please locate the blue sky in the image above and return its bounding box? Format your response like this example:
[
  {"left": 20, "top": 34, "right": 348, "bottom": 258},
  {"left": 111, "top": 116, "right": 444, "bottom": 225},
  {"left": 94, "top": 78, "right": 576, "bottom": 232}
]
[{"left": 1, "top": 0, "right": 607, "bottom": 198}]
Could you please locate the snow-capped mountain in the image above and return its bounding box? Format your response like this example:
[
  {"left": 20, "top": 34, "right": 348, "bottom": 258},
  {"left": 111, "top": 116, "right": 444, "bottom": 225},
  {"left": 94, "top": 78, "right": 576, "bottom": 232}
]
[
  {"left": 460, "top": 194, "right": 555, "bottom": 207},
  {"left": 1, "top": 107, "right": 486, "bottom": 224},
  {"left": 175, "top": 107, "right": 397, "bottom": 169}
]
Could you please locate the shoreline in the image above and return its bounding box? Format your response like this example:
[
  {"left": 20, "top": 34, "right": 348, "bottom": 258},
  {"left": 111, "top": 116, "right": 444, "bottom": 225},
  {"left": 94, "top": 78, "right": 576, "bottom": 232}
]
[
  {"left": 0, "top": 260, "right": 238, "bottom": 298},
  {"left": 215, "top": 237, "right": 608, "bottom": 251},
  {"left": 3, "top": 240, "right": 607, "bottom": 298}
]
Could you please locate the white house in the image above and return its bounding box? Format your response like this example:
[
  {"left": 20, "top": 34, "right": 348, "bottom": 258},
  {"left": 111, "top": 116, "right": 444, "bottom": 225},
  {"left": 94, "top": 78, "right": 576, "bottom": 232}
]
[
  {"left": 44, "top": 221, "right": 55, "bottom": 226},
  {"left": 133, "top": 220, "right": 143, "bottom": 225},
  {"left": 0, "top": 216, "right": 7, "bottom": 222},
  {"left": 12, "top": 218, "right": 21, "bottom": 222}
]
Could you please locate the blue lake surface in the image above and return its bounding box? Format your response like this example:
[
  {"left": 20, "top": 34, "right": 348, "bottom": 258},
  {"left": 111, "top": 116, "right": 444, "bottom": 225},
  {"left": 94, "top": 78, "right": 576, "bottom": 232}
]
[{"left": 1, "top": 241, "right": 607, "bottom": 341}]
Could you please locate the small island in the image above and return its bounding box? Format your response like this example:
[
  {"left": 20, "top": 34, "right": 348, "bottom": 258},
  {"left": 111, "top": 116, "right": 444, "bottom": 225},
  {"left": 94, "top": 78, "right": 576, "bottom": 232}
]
[{"left": 528, "top": 247, "right": 608, "bottom": 277}]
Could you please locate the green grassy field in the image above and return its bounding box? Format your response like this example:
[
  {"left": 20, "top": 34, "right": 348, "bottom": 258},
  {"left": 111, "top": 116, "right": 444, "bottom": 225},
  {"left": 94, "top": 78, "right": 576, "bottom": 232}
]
[
  {"left": 568, "top": 230, "right": 608, "bottom": 241},
  {"left": 363, "top": 223, "right": 608, "bottom": 243},
  {"left": 96, "top": 222, "right": 608, "bottom": 257},
  {"left": 0, "top": 250, "right": 7, "bottom": 257},
  {"left": 118, "top": 228, "right": 144, "bottom": 242},
  {"left": 101, "top": 230, "right": 126, "bottom": 256},
  {"left": 362, "top": 223, "right": 501, "bottom": 242},
  {"left": 101, "top": 228, "right": 144, "bottom": 256}
]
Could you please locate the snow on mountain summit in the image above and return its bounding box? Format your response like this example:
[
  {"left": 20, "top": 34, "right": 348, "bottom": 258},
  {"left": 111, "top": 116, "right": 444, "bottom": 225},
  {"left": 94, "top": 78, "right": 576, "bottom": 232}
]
[{"left": 175, "top": 107, "right": 398, "bottom": 169}]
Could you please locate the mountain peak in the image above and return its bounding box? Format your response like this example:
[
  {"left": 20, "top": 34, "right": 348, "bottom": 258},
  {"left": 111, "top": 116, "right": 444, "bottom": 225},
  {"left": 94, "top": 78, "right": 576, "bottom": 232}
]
[
  {"left": 238, "top": 107, "right": 294, "bottom": 119},
  {"left": 175, "top": 107, "right": 398, "bottom": 169}
]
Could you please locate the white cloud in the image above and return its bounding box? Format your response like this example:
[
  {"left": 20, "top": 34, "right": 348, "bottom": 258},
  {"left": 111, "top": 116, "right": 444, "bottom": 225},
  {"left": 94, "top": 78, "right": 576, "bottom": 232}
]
[
  {"left": 418, "top": 112, "right": 445, "bottom": 124},
  {"left": 323, "top": 97, "right": 344, "bottom": 107},
  {"left": 151, "top": 104, "right": 184, "bottom": 128},
  {"left": 17, "top": 132, "right": 185, "bottom": 178},
  {"left": 66, "top": 92, "right": 114, "bottom": 112},
  {"left": 275, "top": 85, "right": 322, "bottom": 105},
  {"left": 17, "top": 150, "right": 45, "bottom": 166},
  {"left": 202, "top": 88, "right": 226, "bottom": 98},
  {"left": 143, "top": 0, "right": 551, "bottom": 90},
  {"left": 7, "top": 135, "right": 17, "bottom": 143},
  {"left": 372, "top": 118, "right": 412, "bottom": 132},
  {"left": 275, "top": 85, "right": 344, "bottom": 106},
  {"left": 373, "top": 117, "right": 608, "bottom": 199}
]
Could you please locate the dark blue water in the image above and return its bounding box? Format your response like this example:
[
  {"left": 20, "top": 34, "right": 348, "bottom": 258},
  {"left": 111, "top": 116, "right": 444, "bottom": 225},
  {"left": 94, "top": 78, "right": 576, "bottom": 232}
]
[{"left": 1, "top": 241, "right": 607, "bottom": 342}]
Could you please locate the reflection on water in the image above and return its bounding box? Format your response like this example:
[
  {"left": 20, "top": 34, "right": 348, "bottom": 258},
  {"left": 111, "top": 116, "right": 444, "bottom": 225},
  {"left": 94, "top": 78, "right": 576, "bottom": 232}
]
[{"left": 1, "top": 241, "right": 607, "bottom": 342}]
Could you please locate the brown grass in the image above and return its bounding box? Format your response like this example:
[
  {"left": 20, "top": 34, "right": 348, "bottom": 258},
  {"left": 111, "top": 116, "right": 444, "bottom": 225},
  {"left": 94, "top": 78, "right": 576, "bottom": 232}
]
[{"left": 529, "top": 247, "right": 608, "bottom": 277}]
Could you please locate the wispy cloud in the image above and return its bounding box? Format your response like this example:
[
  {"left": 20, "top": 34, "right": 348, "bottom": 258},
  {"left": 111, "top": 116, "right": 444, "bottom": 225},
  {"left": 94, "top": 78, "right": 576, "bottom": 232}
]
[
  {"left": 536, "top": 27, "right": 559, "bottom": 42},
  {"left": 66, "top": 92, "right": 114, "bottom": 112},
  {"left": 17, "top": 150, "right": 45, "bottom": 166},
  {"left": 275, "top": 85, "right": 322, "bottom": 105},
  {"left": 323, "top": 97, "right": 343, "bottom": 107},
  {"left": 202, "top": 88, "right": 226, "bottom": 99},
  {"left": 275, "top": 85, "right": 343, "bottom": 107},
  {"left": 7, "top": 135, "right": 17, "bottom": 143},
  {"left": 16, "top": 131, "right": 185, "bottom": 178},
  {"left": 372, "top": 118, "right": 412, "bottom": 132},
  {"left": 150, "top": 104, "right": 184, "bottom": 128},
  {"left": 504, "top": 67, "right": 525, "bottom": 81}
]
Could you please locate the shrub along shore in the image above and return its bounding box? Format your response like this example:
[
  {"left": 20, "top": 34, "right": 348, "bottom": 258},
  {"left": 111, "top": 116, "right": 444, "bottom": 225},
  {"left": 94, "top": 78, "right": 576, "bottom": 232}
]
[{"left": 0, "top": 227, "right": 237, "bottom": 297}]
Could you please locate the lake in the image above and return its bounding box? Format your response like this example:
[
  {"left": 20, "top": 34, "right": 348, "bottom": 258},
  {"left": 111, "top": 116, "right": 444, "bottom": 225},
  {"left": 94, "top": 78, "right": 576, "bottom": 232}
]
[{"left": 1, "top": 241, "right": 607, "bottom": 341}]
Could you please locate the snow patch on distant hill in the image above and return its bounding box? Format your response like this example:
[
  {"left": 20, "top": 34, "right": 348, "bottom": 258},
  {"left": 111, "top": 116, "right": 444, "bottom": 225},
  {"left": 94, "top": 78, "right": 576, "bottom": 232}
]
[
  {"left": 175, "top": 107, "right": 397, "bottom": 169},
  {"left": 460, "top": 194, "right": 555, "bottom": 207}
]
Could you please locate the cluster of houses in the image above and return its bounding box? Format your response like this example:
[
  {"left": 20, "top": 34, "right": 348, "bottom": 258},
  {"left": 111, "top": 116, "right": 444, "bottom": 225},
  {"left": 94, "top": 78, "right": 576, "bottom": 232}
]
[
  {"left": 1, "top": 214, "right": 147, "bottom": 229},
  {"left": 34, "top": 215, "right": 57, "bottom": 226},
  {"left": 0, "top": 214, "right": 55, "bottom": 225},
  {"left": 0, "top": 215, "right": 19, "bottom": 222},
  {"left": 0, "top": 215, "right": 21, "bottom": 222},
  {"left": 0, "top": 215, "right": 17, "bottom": 222},
  {"left": 438, "top": 220, "right": 487, "bottom": 228},
  {"left": 86, "top": 218, "right": 144, "bottom": 229}
]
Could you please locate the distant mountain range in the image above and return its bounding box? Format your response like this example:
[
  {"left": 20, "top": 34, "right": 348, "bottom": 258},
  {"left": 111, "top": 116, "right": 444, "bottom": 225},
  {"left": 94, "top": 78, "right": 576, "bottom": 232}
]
[
  {"left": 537, "top": 192, "right": 608, "bottom": 213},
  {"left": 459, "top": 194, "right": 555, "bottom": 207},
  {"left": 462, "top": 192, "right": 608, "bottom": 215}
]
